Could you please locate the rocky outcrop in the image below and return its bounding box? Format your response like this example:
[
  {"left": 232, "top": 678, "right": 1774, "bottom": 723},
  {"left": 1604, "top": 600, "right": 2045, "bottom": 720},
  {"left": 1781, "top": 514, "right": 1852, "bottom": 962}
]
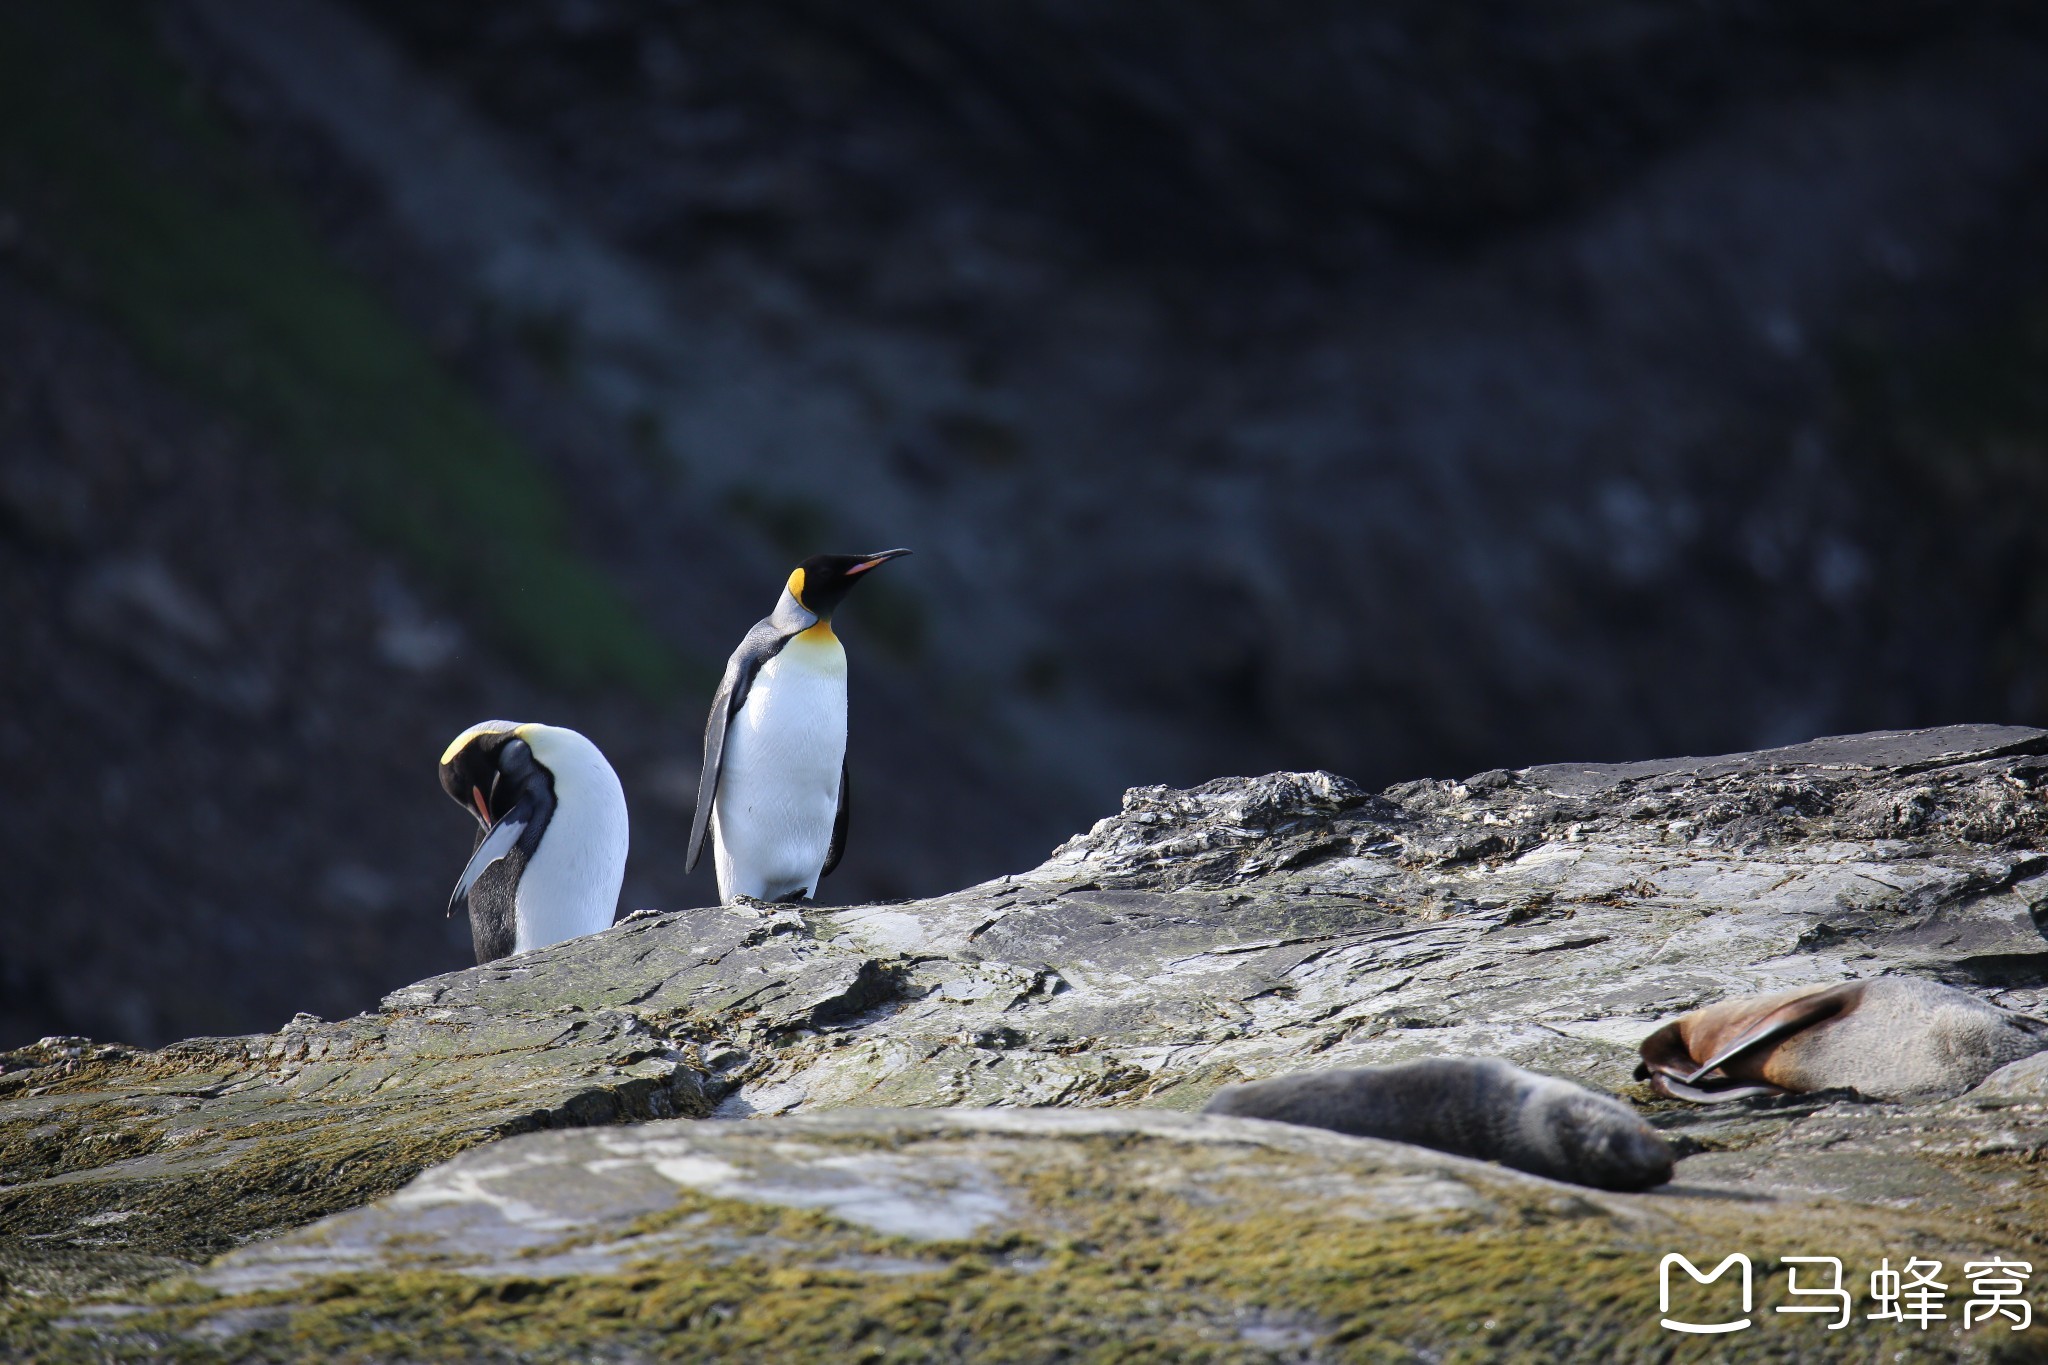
[
  {"left": 13, "top": 0, "right": 2048, "bottom": 1055},
  {"left": 6, "top": 724, "right": 2048, "bottom": 1359}
]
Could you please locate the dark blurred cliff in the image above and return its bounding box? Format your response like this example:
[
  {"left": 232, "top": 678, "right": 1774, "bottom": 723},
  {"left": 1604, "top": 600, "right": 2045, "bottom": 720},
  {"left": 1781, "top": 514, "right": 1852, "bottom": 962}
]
[{"left": 4, "top": 0, "right": 2047, "bottom": 1047}]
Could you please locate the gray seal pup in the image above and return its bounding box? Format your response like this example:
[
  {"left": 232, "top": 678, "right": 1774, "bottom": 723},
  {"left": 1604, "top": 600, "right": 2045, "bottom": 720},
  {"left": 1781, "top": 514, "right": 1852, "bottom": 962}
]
[
  {"left": 1637, "top": 976, "right": 2048, "bottom": 1103},
  {"left": 1202, "top": 1056, "right": 1673, "bottom": 1191}
]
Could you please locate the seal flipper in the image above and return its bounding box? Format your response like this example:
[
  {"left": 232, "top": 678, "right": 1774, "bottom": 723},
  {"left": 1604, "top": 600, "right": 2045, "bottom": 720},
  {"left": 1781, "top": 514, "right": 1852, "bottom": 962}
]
[
  {"left": 1647, "top": 1073, "right": 1787, "bottom": 1103},
  {"left": 1637, "top": 1019, "right": 1784, "bottom": 1102},
  {"left": 1683, "top": 982, "right": 1860, "bottom": 1085},
  {"left": 1637, "top": 982, "right": 1864, "bottom": 1101}
]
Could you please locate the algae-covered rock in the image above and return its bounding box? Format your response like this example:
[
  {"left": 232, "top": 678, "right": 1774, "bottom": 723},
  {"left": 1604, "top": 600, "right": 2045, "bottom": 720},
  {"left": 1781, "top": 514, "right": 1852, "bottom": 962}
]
[
  {"left": 22, "top": 1107, "right": 2048, "bottom": 1363},
  {"left": 0, "top": 1007, "right": 720, "bottom": 1300},
  {"left": 0, "top": 896, "right": 926, "bottom": 1298},
  {"left": 6, "top": 724, "right": 2048, "bottom": 1360}
]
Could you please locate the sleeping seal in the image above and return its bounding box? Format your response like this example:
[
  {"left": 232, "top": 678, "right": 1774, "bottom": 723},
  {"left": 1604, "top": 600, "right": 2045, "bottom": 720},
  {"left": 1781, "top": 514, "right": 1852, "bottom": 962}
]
[
  {"left": 1637, "top": 977, "right": 2048, "bottom": 1103},
  {"left": 1202, "top": 1057, "right": 1673, "bottom": 1192}
]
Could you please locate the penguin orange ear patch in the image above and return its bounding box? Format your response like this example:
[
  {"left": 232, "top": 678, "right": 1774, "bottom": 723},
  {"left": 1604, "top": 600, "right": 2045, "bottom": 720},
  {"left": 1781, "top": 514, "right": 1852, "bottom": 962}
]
[{"left": 786, "top": 567, "right": 807, "bottom": 607}]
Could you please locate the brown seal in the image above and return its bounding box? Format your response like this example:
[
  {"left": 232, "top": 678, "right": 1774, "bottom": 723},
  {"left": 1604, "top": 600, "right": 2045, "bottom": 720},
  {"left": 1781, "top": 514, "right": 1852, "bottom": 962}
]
[{"left": 1637, "top": 977, "right": 2048, "bottom": 1103}]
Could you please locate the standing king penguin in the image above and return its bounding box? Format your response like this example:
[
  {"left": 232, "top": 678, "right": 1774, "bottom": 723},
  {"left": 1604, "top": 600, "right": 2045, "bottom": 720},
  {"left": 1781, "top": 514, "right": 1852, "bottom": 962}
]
[
  {"left": 688, "top": 549, "right": 910, "bottom": 902},
  {"left": 439, "top": 720, "right": 629, "bottom": 963}
]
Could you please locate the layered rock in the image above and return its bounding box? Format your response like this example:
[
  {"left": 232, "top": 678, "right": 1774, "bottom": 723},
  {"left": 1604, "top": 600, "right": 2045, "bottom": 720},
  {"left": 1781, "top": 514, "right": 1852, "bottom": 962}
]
[{"left": 6, "top": 724, "right": 2048, "bottom": 1359}]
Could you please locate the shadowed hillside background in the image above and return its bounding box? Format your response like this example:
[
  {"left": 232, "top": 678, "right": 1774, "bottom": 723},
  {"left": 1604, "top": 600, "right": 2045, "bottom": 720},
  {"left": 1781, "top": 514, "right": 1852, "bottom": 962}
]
[{"left": 4, "top": 0, "right": 2048, "bottom": 1047}]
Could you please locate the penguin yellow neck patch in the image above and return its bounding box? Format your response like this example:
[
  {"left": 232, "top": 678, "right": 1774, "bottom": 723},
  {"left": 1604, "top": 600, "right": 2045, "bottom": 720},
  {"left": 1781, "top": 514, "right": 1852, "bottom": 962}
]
[
  {"left": 786, "top": 567, "right": 807, "bottom": 609},
  {"left": 796, "top": 620, "right": 838, "bottom": 644}
]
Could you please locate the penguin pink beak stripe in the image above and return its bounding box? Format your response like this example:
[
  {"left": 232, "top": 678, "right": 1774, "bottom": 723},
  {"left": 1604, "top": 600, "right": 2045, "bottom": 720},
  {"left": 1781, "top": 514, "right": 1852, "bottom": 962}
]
[{"left": 845, "top": 548, "right": 912, "bottom": 576}]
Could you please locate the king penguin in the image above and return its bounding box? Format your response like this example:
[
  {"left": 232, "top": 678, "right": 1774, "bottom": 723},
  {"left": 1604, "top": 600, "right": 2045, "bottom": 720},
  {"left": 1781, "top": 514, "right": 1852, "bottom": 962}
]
[
  {"left": 687, "top": 549, "right": 911, "bottom": 902},
  {"left": 439, "top": 720, "right": 629, "bottom": 963}
]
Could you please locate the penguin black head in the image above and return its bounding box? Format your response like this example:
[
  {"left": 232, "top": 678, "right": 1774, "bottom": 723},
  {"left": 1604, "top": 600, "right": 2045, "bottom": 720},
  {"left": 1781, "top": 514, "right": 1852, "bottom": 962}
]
[
  {"left": 786, "top": 548, "right": 911, "bottom": 620},
  {"left": 439, "top": 720, "right": 547, "bottom": 832}
]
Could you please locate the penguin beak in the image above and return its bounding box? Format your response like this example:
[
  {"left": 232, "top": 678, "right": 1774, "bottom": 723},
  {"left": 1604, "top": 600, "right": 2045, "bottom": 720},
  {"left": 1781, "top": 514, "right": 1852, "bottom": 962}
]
[
  {"left": 470, "top": 785, "right": 492, "bottom": 828},
  {"left": 846, "top": 548, "right": 911, "bottom": 575}
]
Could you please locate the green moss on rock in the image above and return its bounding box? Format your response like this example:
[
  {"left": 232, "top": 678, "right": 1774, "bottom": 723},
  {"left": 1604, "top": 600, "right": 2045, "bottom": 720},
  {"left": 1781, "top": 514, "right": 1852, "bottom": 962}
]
[{"left": 17, "top": 1116, "right": 2030, "bottom": 1363}]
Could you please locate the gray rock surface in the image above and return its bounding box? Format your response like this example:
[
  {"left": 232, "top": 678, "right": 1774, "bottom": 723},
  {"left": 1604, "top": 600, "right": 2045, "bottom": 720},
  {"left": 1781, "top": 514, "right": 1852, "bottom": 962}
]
[{"left": 6, "top": 724, "right": 2048, "bottom": 1360}]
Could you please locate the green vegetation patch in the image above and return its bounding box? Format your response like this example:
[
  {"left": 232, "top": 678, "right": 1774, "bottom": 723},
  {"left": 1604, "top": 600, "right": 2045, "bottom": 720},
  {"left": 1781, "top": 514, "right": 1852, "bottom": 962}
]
[
  {"left": 0, "top": 1, "right": 679, "bottom": 695},
  {"left": 8, "top": 1130, "right": 2015, "bottom": 1364},
  {"left": 0, "top": 1000, "right": 740, "bottom": 1307},
  {"left": 0, "top": 1103, "right": 169, "bottom": 1185},
  {"left": 0, "top": 1105, "right": 474, "bottom": 1263}
]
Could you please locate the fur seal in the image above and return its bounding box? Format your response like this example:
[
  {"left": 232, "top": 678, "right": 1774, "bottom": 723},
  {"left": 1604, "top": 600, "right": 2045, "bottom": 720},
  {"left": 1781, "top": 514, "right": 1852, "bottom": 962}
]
[
  {"left": 1202, "top": 1057, "right": 1674, "bottom": 1192},
  {"left": 1637, "top": 977, "right": 2048, "bottom": 1103}
]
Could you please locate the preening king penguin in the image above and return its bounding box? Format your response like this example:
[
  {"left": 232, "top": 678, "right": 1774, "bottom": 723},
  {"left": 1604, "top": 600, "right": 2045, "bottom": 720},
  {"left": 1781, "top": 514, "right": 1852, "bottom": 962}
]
[
  {"left": 439, "top": 720, "right": 629, "bottom": 964},
  {"left": 687, "top": 549, "right": 911, "bottom": 902}
]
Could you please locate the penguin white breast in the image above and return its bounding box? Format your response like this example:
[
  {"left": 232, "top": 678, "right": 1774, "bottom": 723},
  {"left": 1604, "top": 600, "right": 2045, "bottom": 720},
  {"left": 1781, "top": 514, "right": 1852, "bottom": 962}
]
[
  {"left": 714, "top": 628, "right": 848, "bottom": 900},
  {"left": 512, "top": 724, "right": 629, "bottom": 953}
]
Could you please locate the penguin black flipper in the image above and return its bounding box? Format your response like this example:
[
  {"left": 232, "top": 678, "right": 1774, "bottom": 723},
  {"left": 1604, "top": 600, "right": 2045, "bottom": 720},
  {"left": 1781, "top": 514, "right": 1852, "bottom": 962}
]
[
  {"left": 448, "top": 813, "right": 529, "bottom": 914},
  {"left": 821, "top": 760, "right": 850, "bottom": 879},
  {"left": 686, "top": 621, "right": 795, "bottom": 872}
]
